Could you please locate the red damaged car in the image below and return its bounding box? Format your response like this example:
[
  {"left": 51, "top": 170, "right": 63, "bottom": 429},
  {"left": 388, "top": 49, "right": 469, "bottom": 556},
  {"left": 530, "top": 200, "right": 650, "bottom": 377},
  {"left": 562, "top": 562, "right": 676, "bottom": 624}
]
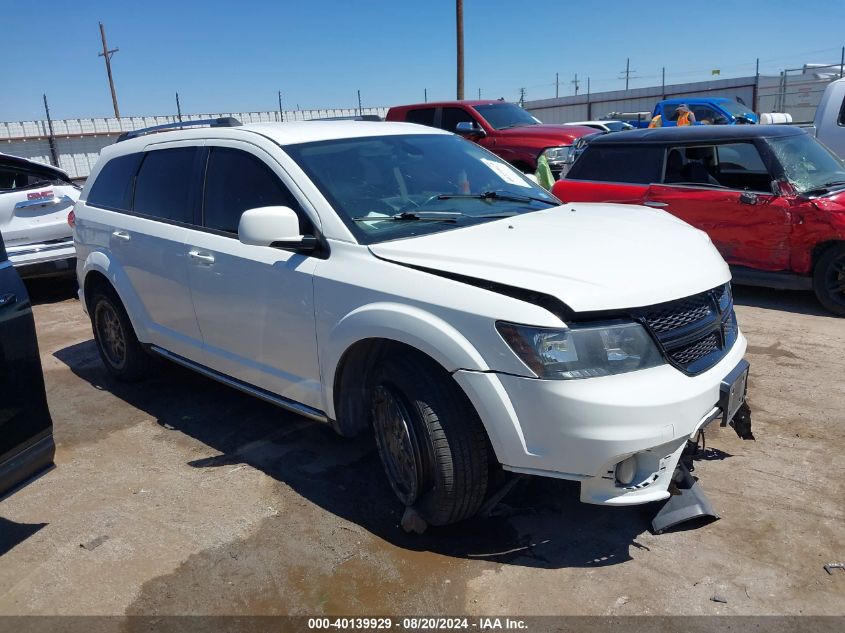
[{"left": 553, "top": 126, "right": 845, "bottom": 315}]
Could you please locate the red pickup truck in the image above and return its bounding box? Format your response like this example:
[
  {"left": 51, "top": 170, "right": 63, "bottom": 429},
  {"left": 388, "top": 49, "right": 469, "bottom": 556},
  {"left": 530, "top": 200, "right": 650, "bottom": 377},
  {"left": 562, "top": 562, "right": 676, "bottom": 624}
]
[
  {"left": 553, "top": 125, "right": 845, "bottom": 315},
  {"left": 386, "top": 100, "right": 595, "bottom": 178}
]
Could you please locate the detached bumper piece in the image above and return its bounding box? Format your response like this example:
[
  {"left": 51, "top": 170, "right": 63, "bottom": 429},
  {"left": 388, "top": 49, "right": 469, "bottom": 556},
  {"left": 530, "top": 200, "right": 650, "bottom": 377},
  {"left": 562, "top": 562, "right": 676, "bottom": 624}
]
[{"left": 651, "top": 459, "right": 718, "bottom": 534}]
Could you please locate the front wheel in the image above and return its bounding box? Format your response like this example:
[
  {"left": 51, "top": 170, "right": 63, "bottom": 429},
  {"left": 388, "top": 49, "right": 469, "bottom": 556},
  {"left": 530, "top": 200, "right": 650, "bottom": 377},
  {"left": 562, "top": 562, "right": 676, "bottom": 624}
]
[
  {"left": 370, "top": 355, "right": 489, "bottom": 526},
  {"left": 813, "top": 244, "right": 845, "bottom": 316}
]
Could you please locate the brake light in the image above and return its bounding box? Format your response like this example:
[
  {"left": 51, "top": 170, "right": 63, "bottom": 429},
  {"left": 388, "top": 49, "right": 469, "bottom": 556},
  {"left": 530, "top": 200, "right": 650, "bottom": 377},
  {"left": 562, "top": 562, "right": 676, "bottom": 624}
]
[{"left": 67, "top": 209, "right": 76, "bottom": 228}]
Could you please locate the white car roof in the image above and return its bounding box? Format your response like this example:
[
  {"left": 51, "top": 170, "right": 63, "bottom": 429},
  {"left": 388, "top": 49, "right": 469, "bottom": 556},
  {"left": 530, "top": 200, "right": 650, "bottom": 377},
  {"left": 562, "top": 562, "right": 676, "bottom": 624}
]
[
  {"left": 109, "top": 121, "right": 450, "bottom": 155},
  {"left": 243, "top": 121, "right": 449, "bottom": 145}
]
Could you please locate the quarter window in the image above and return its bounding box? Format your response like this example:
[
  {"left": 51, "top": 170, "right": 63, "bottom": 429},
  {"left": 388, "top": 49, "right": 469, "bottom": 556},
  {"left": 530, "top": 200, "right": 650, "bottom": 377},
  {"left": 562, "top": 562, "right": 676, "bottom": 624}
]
[
  {"left": 87, "top": 153, "right": 143, "bottom": 211},
  {"left": 405, "top": 108, "right": 436, "bottom": 127},
  {"left": 203, "top": 148, "right": 301, "bottom": 234},
  {"left": 133, "top": 148, "right": 197, "bottom": 223}
]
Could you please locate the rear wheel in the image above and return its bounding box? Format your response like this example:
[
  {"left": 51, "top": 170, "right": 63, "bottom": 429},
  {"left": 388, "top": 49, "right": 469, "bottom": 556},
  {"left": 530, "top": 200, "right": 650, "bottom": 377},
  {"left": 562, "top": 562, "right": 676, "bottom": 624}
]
[
  {"left": 90, "top": 287, "right": 153, "bottom": 381},
  {"left": 813, "top": 244, "right": 845, "bottom": 316},
  {"left": 370, "top": 355, "right": 489, "bottom": 526}
]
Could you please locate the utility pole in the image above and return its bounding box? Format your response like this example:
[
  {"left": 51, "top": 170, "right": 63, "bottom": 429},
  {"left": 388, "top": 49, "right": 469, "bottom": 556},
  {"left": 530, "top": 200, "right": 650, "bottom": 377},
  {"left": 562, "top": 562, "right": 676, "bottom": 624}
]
[
  {"left": 456, "top": 0, "right": 464, "bottom": 99},
  {"left": 42, "top": 94, "right": 59, "bottom": 167},
  {"left": 555, "top": 72, "right": 559, "bottom": 99},
  {"left": 572, "top": 73, "right": 580, "bottom": 95},
  {"left": 619, "top": 57, "right": 636, "bottom": 90},
  {"left": 587, "top": 77, "right": 591, "bottom": 119},
  {"left": 176, "top": 92, "right": 182, "bottom": 122},
  {"left": 840, "top": 46, "right": 844, "bottom": 78},
  {"left": 478, "top": 88, "right": 481, "bottom": 99},
  {"left": 278, "top": 91, "right": 284, "bottom": 122},
  {"left": 661, "top": 67, "right": 666, "bottom": 99},
  {"left": 753, "top": 58, "right": 759, "bottom": 112},
  {"left": 357, "top": 90, "right": 362, "bottom": 115},
  {"left": 424, "top": 88, "right": 427, "bottom": 103},
  {"left": 98, "top": 22, "right": 120, "bottom": 118},
  {"left": 518, "top": 87, "right": 526, "bottom": 107}
]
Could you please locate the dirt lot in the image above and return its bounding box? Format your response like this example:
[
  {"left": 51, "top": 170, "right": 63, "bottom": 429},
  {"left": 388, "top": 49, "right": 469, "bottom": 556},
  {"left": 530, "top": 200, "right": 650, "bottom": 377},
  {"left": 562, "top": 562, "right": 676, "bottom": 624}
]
[{"left": 0, "top": 278, "right": 843, "bottom": 617}]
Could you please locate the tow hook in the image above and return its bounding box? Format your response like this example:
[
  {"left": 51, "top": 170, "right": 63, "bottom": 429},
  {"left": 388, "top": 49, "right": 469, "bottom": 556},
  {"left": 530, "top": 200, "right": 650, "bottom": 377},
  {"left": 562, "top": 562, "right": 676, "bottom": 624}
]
[{"left": 651, "top": 435, "right": 719, "bottom": 534}]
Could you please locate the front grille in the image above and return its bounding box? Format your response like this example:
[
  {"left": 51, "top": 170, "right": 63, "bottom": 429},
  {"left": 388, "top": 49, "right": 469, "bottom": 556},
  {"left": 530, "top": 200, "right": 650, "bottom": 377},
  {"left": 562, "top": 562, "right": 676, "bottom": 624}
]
[
  {"left": 635, "top": 284, "right": 735, "bottom": 375},
  {"left": 669, "top": 331, "right": 720, "bottom": 365},
  {"left": 642, "top": 293, "right": 713, "bottom": 334}
]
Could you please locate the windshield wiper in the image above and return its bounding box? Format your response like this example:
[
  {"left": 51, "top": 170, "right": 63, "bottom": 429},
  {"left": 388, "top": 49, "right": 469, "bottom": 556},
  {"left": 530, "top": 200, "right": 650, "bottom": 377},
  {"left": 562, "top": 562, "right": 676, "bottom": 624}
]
[
  {"left": 802, "top": 180, "right": 845, "bottom": 196},
  {"left": 351, "top": 211, "right": 463, "bottom": 223},
  {"left": 435, "top": 191, "right": 559, "bottom": 206}
]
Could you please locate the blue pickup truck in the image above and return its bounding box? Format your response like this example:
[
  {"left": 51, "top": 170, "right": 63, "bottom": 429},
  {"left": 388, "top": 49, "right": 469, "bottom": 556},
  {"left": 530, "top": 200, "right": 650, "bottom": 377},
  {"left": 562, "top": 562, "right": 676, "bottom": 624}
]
[{"left": 631, "top": 98, "right": 758, "bottom": 127}]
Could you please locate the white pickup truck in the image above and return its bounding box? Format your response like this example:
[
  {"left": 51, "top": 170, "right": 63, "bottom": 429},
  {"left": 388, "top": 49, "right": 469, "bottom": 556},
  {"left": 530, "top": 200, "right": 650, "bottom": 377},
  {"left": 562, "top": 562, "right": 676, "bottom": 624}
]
[{"left": 811, "top": 78, "right": 845, "bottom": 158}]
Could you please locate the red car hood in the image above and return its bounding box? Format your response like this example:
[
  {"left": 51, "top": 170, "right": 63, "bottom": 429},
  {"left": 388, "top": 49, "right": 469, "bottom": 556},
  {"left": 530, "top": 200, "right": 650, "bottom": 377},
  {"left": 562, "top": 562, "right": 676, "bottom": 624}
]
[
  {"left": 812, "top": 189, "right": 845, "bottom": 212},
  {"left": 496, "top": 124, "right": 597, "bottom": 145}
]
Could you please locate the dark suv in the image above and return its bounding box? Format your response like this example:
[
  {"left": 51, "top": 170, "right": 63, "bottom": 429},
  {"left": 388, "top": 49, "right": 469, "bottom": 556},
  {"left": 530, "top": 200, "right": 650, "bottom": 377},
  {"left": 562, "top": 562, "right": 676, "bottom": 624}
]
[
  {"left": 554, "top": 126, "right": 845, "bottom": 315},
  {"left": 0, "top": 232, "right": 55, "bottom": 499}
]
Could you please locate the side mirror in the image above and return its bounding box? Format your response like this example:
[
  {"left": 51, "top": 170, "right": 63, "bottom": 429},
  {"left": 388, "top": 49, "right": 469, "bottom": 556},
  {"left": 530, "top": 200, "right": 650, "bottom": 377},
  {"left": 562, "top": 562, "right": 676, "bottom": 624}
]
[
  {"left": 238, "top": 206, "right": 317, "bottom": 252},
  {"left": 455, "top": 121, "right": 486, "bottom": 137}
]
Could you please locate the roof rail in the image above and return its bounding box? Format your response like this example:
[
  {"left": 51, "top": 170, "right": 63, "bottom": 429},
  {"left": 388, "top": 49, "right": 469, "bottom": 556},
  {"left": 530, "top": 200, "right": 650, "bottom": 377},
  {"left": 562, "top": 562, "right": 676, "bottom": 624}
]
[{"left": 116, "top": 117, "right": 242, "bottom": 143}]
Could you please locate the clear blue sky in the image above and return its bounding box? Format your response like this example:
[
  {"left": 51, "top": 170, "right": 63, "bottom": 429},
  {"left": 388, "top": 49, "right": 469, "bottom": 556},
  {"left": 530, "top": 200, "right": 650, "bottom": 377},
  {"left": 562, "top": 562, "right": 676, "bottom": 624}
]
[{"left": 2, "top": 0, "right": 843, "bottom": 121}]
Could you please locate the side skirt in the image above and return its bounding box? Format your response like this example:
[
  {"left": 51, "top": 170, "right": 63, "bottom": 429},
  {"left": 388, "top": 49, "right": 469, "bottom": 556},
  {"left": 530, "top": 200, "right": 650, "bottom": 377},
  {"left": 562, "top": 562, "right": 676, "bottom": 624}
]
[
  {"left": 730, "top": 266, "right": 812, "bottom": 291},
  {"left": 148, "top": 346, "right": 329, "bottom": 424}
]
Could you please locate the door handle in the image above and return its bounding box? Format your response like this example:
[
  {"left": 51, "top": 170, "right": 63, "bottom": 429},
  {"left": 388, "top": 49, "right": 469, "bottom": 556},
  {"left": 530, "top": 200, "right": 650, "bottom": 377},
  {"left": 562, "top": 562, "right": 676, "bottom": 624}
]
[
  {"left": 0, "top": 293, "right": 16, "bottom": 308},
  {"left": 112, "top": 230, "right": 131, "bottom": 242},
  {"left": 188, "top": 250, "right": 215, "bottom": 264},
  {"left": 643, "top": 201, "right": 668, "bottom": 207}
]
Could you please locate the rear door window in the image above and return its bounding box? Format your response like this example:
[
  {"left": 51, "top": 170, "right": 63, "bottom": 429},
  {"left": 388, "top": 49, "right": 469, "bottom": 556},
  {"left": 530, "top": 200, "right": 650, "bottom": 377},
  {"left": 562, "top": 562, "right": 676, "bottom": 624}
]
[
  {"left": 87, "top": 153, "right": 143, "bottom": 211},
  {"left": 203, "top": 147, "right": 303, "bottom": 234},
  {"left": 133, "top": 148, "right": 197, "bottom": 223},
  {"left": 405, "top": 108, "right": 436, "bottom": 127},
  {"left": 567, "top": 145, "right": 664, "bottom": 184}
]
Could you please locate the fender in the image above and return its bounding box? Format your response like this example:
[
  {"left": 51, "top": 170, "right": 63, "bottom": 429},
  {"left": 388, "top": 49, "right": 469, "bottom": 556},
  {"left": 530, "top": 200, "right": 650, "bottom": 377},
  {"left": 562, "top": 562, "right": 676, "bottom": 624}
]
[
  {"left": 321, "top": 302, "right": 490, "bottom": 420},
  {"left": 80, "top": 250, "right": 153, "bottom": 343}
]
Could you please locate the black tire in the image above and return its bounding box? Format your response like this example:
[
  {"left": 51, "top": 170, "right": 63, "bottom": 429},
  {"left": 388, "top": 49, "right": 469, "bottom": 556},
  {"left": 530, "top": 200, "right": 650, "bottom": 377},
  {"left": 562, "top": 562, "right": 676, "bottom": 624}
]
[
  {"left": 369, "top": 354, "right": 489, "bottom": 526},
  {"left": 813, "top": 244, "right": 845, "bottom": 316},
  {"left": 89, "top": 286, "right": 154, "bottom": 381}
]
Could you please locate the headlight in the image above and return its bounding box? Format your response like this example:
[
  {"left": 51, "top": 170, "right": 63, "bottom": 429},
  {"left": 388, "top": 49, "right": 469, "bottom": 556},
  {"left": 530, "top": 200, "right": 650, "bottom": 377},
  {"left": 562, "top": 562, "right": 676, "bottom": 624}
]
[
  {"left": 542, "top": 146, "right": 571, "bottom": 163},
  {"left": 496, "top": 320, "right": 664, "bottom": 379}
]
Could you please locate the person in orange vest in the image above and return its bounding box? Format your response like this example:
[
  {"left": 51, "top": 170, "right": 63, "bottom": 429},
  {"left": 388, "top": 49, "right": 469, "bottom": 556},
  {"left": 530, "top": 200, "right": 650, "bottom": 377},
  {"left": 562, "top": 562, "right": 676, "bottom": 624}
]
[{"left": 675, "top": 104, "right": 696, "bottom": 126}]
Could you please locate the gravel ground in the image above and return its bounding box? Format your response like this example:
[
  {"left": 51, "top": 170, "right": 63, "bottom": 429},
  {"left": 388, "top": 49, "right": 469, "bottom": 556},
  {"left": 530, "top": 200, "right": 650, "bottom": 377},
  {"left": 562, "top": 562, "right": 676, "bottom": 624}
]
[{"left": 0, "top": 278, "right": 843, "bottom": 617}]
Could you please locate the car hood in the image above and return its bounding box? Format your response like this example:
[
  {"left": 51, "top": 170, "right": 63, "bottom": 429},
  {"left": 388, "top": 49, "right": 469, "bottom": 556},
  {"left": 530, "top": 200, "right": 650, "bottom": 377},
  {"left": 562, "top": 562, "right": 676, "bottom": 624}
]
[
  {"left": 495, "top": 124, "right": 597, "bottom": 145},
  {"left": 368, "top": 203, "right": 730, "bottom": 314}
]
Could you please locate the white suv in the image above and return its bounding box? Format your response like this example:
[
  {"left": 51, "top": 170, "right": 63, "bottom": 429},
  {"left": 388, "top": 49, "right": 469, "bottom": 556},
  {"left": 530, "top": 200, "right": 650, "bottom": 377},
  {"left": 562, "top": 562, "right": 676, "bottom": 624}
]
[
  {"left": 74, "top": 119, "right": 752, "bottom": 528},
  {"left": 1, "top": 153, "right": 79, "bottom": 276}
]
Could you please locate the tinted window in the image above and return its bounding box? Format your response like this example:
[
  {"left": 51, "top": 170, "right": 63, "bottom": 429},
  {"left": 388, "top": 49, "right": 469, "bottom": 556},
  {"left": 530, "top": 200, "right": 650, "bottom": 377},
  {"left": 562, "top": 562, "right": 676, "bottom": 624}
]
[
  {"left": 473, "top": 103, "right": 541, "bottom": 129},
  {"left": 133, "top": 148, "right": 197, "bottom": 222},
  {"left": 441, "top": 107, "right": 477, "bottom": 133},
  {"left": 203, "top": 148, "right": 300, "bottom": 234},
  {"left": 567, "top": 145, "right": 664, "bottom": 184},
  {"left": 87, "top": 153, "right": 143, "bottom": 211},
  {"left": 405, "top": 108, "right": 436, "bottom": 127},
  {"left": 0, "top": 233, "right": 6, "bottom": 263},
  {"left": 716, "top": 143, "right": 767, "bottom": 172},
  {"left": 0, "top": 164, "right": 70, "bottom": 192}
]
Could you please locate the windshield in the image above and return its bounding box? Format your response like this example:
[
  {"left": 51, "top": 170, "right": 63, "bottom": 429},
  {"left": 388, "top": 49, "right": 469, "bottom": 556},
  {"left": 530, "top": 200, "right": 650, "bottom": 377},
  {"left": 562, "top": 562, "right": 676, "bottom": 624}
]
[
  {"left": 767, "top": 134, "right": 845, "bottom": 194},
  {"left": 284, "top": 134, "right": 559, "bottom": 244},
  {"left": 718, "top": 100, "right": 754, "bottom": 118},
  {"left": 473, "top": 103, "right": 541, "bottom": 130},
  {"left": 603, "top": 121, "right": 631, "bottom": 132}
]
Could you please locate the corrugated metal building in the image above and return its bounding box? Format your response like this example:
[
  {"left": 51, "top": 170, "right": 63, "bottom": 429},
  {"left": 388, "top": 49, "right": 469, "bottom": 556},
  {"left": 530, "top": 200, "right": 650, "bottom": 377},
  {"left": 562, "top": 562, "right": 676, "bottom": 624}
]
[{"left": 1, "top": 107, "right": 388, "bottom": 179}]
